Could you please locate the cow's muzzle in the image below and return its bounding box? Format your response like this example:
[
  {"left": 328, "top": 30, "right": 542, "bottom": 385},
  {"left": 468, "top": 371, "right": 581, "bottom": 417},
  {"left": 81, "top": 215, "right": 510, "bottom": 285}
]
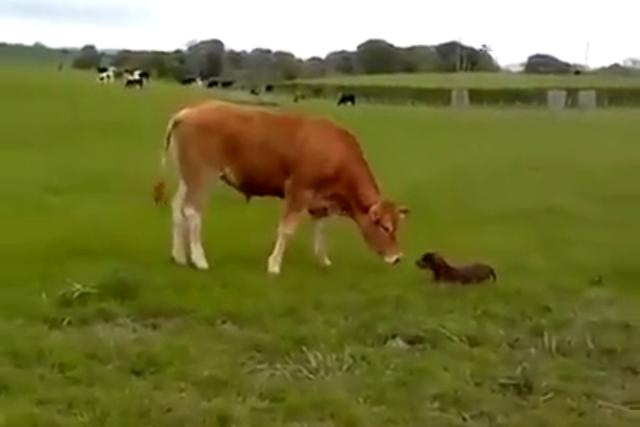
[{"left": 384, "top": 253, "right": 403, "bottom": 266}]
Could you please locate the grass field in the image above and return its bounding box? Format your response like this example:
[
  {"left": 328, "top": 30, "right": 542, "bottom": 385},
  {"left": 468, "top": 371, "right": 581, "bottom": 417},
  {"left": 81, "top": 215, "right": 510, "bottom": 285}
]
[
  {"left": 1, "top": 65, "right": 639, "bottom": 426},
  {"left": 296, "top": 72, "right": 640, "bottom": 89}
]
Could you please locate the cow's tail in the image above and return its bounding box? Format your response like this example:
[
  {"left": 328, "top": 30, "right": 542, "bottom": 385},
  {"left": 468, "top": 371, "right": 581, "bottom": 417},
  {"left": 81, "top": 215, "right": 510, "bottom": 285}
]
[
  {"left": 153, "top": 116, "right": 180, "bottom": 206},
  {"left": 490, "top": 269, "right": 497, "bottom": 282}
]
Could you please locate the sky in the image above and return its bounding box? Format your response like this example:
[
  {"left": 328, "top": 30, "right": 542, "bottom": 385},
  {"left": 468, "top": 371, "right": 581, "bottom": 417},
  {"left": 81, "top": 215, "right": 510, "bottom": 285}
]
[{"left": 0, "top": 0, "right": 638, "bottom": 67}]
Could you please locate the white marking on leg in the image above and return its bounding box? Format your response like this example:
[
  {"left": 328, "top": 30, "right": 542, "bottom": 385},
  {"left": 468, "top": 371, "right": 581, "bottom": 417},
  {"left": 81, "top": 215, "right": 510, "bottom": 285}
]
[
  {"left": 267, "top": 234, "right": 286, "bottom": 275},
  {"left": 313, "top": 219, "right": 332, "bottom": 267},
  {"left": 267, "top": 218, "right": 299, "bottom": 275},
  {"left": 171, "top": 182, "right": 188, "bottom": 265},
  {"left": 184, "top": 205, "right": 209, "bottom": 270}
]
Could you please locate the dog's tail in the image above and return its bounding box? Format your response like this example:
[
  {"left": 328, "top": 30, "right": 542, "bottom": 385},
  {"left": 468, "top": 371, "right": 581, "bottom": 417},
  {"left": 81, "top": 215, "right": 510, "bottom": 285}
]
[{"left": 152, "top": 116, "right": 181, "bottom": 206}]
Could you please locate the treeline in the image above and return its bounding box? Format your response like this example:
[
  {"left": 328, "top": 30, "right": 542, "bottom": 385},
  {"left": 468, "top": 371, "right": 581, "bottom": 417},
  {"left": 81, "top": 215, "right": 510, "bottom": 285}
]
[
  {"left": 68, "top": 38, "right": 499, "bottom": 82},
  {"left": 2, "top": 40, "right": 640, "bottom": 82}
]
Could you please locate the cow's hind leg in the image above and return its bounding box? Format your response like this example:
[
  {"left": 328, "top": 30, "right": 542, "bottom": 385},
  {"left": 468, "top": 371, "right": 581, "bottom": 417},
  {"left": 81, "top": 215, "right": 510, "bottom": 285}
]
[
  {"left": 181, "top": 174, "right": 215, "bottom": 270},
  {"left": 170, "top": 181, "right": 188, "bottom": 265}
]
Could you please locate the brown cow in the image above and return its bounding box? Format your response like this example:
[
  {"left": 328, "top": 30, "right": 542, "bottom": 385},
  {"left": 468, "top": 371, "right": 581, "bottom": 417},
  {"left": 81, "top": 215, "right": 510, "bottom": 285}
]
[{"left": 153, "top": 100, "right": 409, "bottom": 274}]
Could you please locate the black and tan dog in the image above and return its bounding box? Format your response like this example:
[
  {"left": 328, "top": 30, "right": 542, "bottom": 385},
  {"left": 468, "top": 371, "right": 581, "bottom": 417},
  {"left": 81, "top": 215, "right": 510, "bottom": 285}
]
[{"left": 416, "top": 252, "right": 496, "bottom": 285}]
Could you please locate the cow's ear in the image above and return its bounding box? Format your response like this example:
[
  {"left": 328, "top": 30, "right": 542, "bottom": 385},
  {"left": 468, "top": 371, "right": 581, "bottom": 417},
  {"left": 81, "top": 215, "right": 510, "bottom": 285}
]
[
  {"left": 368, "top": 202, "right": 382, "bottom": 223},
  {"left": 397, "top": 205, "right": 410, "bottom": 219}
]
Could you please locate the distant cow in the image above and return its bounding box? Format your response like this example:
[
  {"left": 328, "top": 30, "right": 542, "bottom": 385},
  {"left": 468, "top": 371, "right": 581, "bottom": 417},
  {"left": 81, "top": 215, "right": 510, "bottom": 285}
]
[
  {"left": 97, "top": 66, "right": 116, "bottom": 84},
  {"left": 137, "top": 70, "right": 150, "bottom": 80},
  {"left": 206, "top": 79, "right": 219, "bottom": 88},
  {"left": 265, "top": 84, "right": 274, "bottom": 93},
  {"left": 250, "top": 88, "right": 260, "bottom": 96},
  {"left": 97, "top": 72, "right": 114, "bottom": 84},
  {"left": 220, "top": 80, "right": 234, "bottom": 88},
  {"left": 181, "top": 77, "right": 203, "bottom": 87},
  {"left": 180, "top": 77, "right": 197, "bottom": 85},
  {"left": 125, "top": 76, "right": 144, "bottom": 89},
  {"left": 123, "top": 69, "right": 148, "bottom": 89},
  {"left": 337, "top": 93, "right": 356, "bottom": 106},
  {"left": 153, "top": 100, "right": 409, "bottom": 274}
]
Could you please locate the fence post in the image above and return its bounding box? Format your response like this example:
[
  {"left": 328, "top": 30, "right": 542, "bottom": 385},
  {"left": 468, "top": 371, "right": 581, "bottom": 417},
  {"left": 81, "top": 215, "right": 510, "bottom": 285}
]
[
  {"left": 577, "top": 90, "right": 597, "bottom": 109},
  {"left": 547, "top": 90, "right": 567, "bottom": 110},
  {"left": 451, "top": 89, "right": 470, "bottom": 108}
]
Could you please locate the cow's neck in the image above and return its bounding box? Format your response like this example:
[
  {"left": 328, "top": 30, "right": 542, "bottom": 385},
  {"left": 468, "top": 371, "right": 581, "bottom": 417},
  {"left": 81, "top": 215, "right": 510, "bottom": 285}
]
[{"left": 349, "top": 162, "right": 381, "bottom": 216}]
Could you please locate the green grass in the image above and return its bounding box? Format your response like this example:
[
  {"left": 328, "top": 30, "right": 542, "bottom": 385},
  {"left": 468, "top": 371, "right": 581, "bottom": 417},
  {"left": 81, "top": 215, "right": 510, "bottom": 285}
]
[
  {"left": 1, "top": 64, "right": 639, "bottom": 426},
  {"left": 296, "top": 71, "right": 640, "bottom": 89}
]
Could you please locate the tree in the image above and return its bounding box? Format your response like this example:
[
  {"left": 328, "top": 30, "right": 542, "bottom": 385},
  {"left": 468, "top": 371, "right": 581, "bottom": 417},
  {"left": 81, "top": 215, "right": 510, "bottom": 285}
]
[
  {"left": 355, "top": 39, "right": 401, "bottom": 74},
  {"left": 623, "top": 58, "right": 640, "bottom": 69},
  {"left": 300, "top": 57, "right": 326, "bottom": 78},
  {"left": 524, "top": 54, "right": 572, "bottom": 74},
  {"left": 186, "top": 39, "right": 225, "bottom": 79},
  {"left": 245, "top": 48, "right": 275, "bottom": 81},
  {"left": 72, "top": 44, "right": 101, "bottom": 69},
  {"left": 112, "top": 49, "right": 138, "bottom": 68},
  {"left": 224, "top": 50, "right": 247, "bottom": 71},
  {"left": 400, "top": 46, "right": 444, "bottom": 72},
  {"left": 325, "top": 50, "right": 355, "bottom": 74},
  {"left": 273, "top": 51, "right": 301, "bottom": 80}
]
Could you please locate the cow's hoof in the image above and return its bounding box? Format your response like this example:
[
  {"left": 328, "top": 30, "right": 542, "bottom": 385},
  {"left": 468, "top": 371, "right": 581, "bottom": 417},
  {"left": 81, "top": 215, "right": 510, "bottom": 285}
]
[
  {"left": 171, "top": 254, "right": 188, "bottom": 266},
  {"left": 267, "top": 263, "right": 281, "bottom": 275},
  {"left": 319, "top": 257, "right": 332, "bottom": 268},
  {"left": 192, "top": 261, "right": 210, "bottom": 270},
  {"left": 189, "top": 256, "right": 210, "bottom": 270}
]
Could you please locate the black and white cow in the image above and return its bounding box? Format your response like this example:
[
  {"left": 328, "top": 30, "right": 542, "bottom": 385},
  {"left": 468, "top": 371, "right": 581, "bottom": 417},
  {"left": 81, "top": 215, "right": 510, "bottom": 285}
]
[
  {"left": 97, "top": 66, "right": 116, "bottom": 84},
  {"left": 123, "top": 69, "right": 148, "bottom": 89}
]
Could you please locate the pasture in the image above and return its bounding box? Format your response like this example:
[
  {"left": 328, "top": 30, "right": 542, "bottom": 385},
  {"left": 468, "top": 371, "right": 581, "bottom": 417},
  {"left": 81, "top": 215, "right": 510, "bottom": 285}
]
[
  {"left": 296, "top": 71, "right": 640, "bottom": 89},
  {"left": 0, "top": 65, "right": 639, "bottom": 426}
]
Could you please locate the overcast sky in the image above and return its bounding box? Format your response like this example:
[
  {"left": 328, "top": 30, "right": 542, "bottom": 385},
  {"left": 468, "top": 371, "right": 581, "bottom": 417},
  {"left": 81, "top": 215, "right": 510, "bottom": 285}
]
[{"left": 0, "top": 0, "right": 637, "bottom": 67}]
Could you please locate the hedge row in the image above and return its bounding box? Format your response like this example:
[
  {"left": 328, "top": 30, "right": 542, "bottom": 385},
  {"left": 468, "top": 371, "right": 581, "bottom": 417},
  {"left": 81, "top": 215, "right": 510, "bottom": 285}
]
[{"left": 274, "top": 83, "right": 640, "bottom": 107}]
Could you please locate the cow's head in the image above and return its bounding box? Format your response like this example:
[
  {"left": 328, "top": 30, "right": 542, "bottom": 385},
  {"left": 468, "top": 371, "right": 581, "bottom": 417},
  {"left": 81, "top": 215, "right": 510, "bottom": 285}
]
[{"left": 357, "top": 200, "right": 409, "bottom": 265}]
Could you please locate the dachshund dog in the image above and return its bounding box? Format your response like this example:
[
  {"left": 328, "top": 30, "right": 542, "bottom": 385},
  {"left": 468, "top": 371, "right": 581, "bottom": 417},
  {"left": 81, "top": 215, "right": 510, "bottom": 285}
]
[{"left": 416, "top": 252, "right": 496, "bottom": 285}]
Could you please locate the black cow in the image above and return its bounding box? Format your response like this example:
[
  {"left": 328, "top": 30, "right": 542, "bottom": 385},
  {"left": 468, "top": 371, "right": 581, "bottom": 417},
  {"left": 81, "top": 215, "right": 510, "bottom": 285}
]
[
  {"left": 337, "top": 93, "right": 356, "bottom": 106},
  {"left": 206, "top": 79, "right": 219, "bottom": 88},
  {"left": 250, "top": 88, "right": 260, "bottom": 96},
  {"left": 265, "top": 84, "right": 274, "bottom": 93},
  {"left": 220, "top": 80, "right": 234, "bottom": 88},
  {"left": 181, "top": 77, "right": 197, "bottom": 85}
]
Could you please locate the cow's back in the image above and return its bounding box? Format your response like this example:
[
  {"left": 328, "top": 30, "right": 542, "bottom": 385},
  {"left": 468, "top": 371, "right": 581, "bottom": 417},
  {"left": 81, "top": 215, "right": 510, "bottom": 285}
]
[{"left": 172, "top": 101, "right": 362, "bottom": 199}]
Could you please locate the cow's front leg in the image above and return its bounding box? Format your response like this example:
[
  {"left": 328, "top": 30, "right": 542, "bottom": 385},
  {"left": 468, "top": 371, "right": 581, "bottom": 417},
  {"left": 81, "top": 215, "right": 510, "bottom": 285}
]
[
  {"left": 267, "top": 210, "right": 302, "bottom": 275},
  {"left": 313, "top": 219, "right": 332, "bottom": 268}
]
